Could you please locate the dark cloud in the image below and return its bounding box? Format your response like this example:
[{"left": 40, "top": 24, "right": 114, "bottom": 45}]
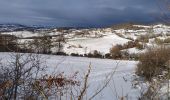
[{"left": 0, "top": 0, "right": 163, "bottom": 27}]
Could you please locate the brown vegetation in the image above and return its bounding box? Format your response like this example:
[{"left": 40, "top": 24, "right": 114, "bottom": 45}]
[
  {"left": 0, "top": 34, "right": 18, "bottom": 52},
  {"left": 136, "top": 46, "right": 170, "bottom": 81},
  {"left": 155, "top": 37, "right": 170, "bottom": 45},
  {"left": 111, "top": 23, "right": 145, "bottom": 30}
]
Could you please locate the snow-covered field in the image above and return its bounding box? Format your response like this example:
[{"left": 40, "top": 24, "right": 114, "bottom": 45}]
[
  {"left": 0, "top": 52, "right": 143, "bottom": 100},
  {"left": 64, "top": 34, "right": 130, "bottom": 54}
]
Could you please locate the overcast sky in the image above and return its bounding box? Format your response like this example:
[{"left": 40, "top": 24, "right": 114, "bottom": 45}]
[{"left": 0, "top": 0, "right": 165, "bottom": 27}]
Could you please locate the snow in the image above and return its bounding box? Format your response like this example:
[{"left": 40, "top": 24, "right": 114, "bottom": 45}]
[
  {"left": 1, "top": 31, "right": 61, "bottom": 38},
  {"left": 122, "top": 48, "right": 146, "bottom": 54},
  {"left": 133, "top": 25, "right": 151, "bottom": 28},
  {"left": 0, "top": 52, "right": 141, "bottom": 100},
  {"left": 64, "top": 33, "right": 130, "bottom": 54},
  {"left": 1, "top": 31, "right": 40, "bottom": 38},
  {"left": 159, "top": 81, "right": 170, "bottom": 99}
]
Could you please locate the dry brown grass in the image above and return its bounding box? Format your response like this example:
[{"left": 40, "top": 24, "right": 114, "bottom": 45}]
[{"left": 136, "top": 46, "right": 170, "bottom": 81}]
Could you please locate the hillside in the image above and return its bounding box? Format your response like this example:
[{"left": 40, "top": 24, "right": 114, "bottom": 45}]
[{"left": 0, "top": 23, "right": 170, "bottom": 55}]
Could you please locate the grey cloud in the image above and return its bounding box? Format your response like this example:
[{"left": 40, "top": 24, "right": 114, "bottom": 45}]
[{"left": 0, "top": 0, "right": 163, "bottom": 27}]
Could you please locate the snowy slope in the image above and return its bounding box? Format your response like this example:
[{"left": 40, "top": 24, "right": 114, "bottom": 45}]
[
  {"left": 0, "top": 53, "right": 141, "bottom": 100},
  {"left": 1, "top": 31, "right": 40, "bottom": 38},
  {"left": 63, "top": 33, "right": 130, "bottom": 54}
]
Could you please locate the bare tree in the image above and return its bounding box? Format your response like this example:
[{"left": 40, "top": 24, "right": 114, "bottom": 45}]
[
  {"left": 52, "top": 34, "right": 66, "bottom": 53},
  {"left": 0, "top": 53, "right": 45, "bottom": 99},
  {"left": 30, "top": 36, "right": 52, "bottom": 54}
]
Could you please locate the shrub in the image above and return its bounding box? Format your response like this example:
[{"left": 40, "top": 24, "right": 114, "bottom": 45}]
[
  {"left": 155, "top": 38, "right": 163, "bottom": 44},
  {"left": 155, "top": 37, "right": 170, "bottom": 45},
  {"left": 129, "top": 53, "right": 139, "bottom": 60},
  {"left": 93, "top": 50, "right": 103, "bottom": 58},
  {"left": 164, "top": 37, "right": 170, "bottom": 43},
  {"left": 135, "top": 42, "right": 144, "bottom": 50},
  {"left": 136, "top": 35, "right": 149, "bottom": 43},
  {"left": 126, "top": 37, "right": 134, "bottom": 41},
  {"left": 121, "top": 51, "right": 129, "bottom": 59},
  {"left": 126, "top": 42, "right": 135, "bottom": 49},
  {"left": 121, "top": 41, "right": 144, "bottom": 50},
  {"left": 105, "top": 53, "right": 111, "bottom": 59},
  {"left": 71, "top": 53, "right": 80, "bottom": 57},
  {"left": 110, "top": 45, "right": 122, "bottom": 59},
  {"left": 55, "top": 52, "right": 67, "bottom": 56},
  {"left": 87, "top": 50, "right": 103, "bottom": 58},
  {"left": 136, "top": 47, "right": 170, "bottom": 81},
  {"left": 87, "top": 53, "right": 93, "bottom": 58},
  {"left": 0, "top": 34, "right": 19, "bottom": 52}
]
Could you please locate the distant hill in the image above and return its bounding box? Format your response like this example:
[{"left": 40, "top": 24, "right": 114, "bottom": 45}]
[
  {"left": 111, "top": 23, "right": 145, "bottom": 30},
  {"left": 0, "top": 24, "right": 46, "bottom": 32}
]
